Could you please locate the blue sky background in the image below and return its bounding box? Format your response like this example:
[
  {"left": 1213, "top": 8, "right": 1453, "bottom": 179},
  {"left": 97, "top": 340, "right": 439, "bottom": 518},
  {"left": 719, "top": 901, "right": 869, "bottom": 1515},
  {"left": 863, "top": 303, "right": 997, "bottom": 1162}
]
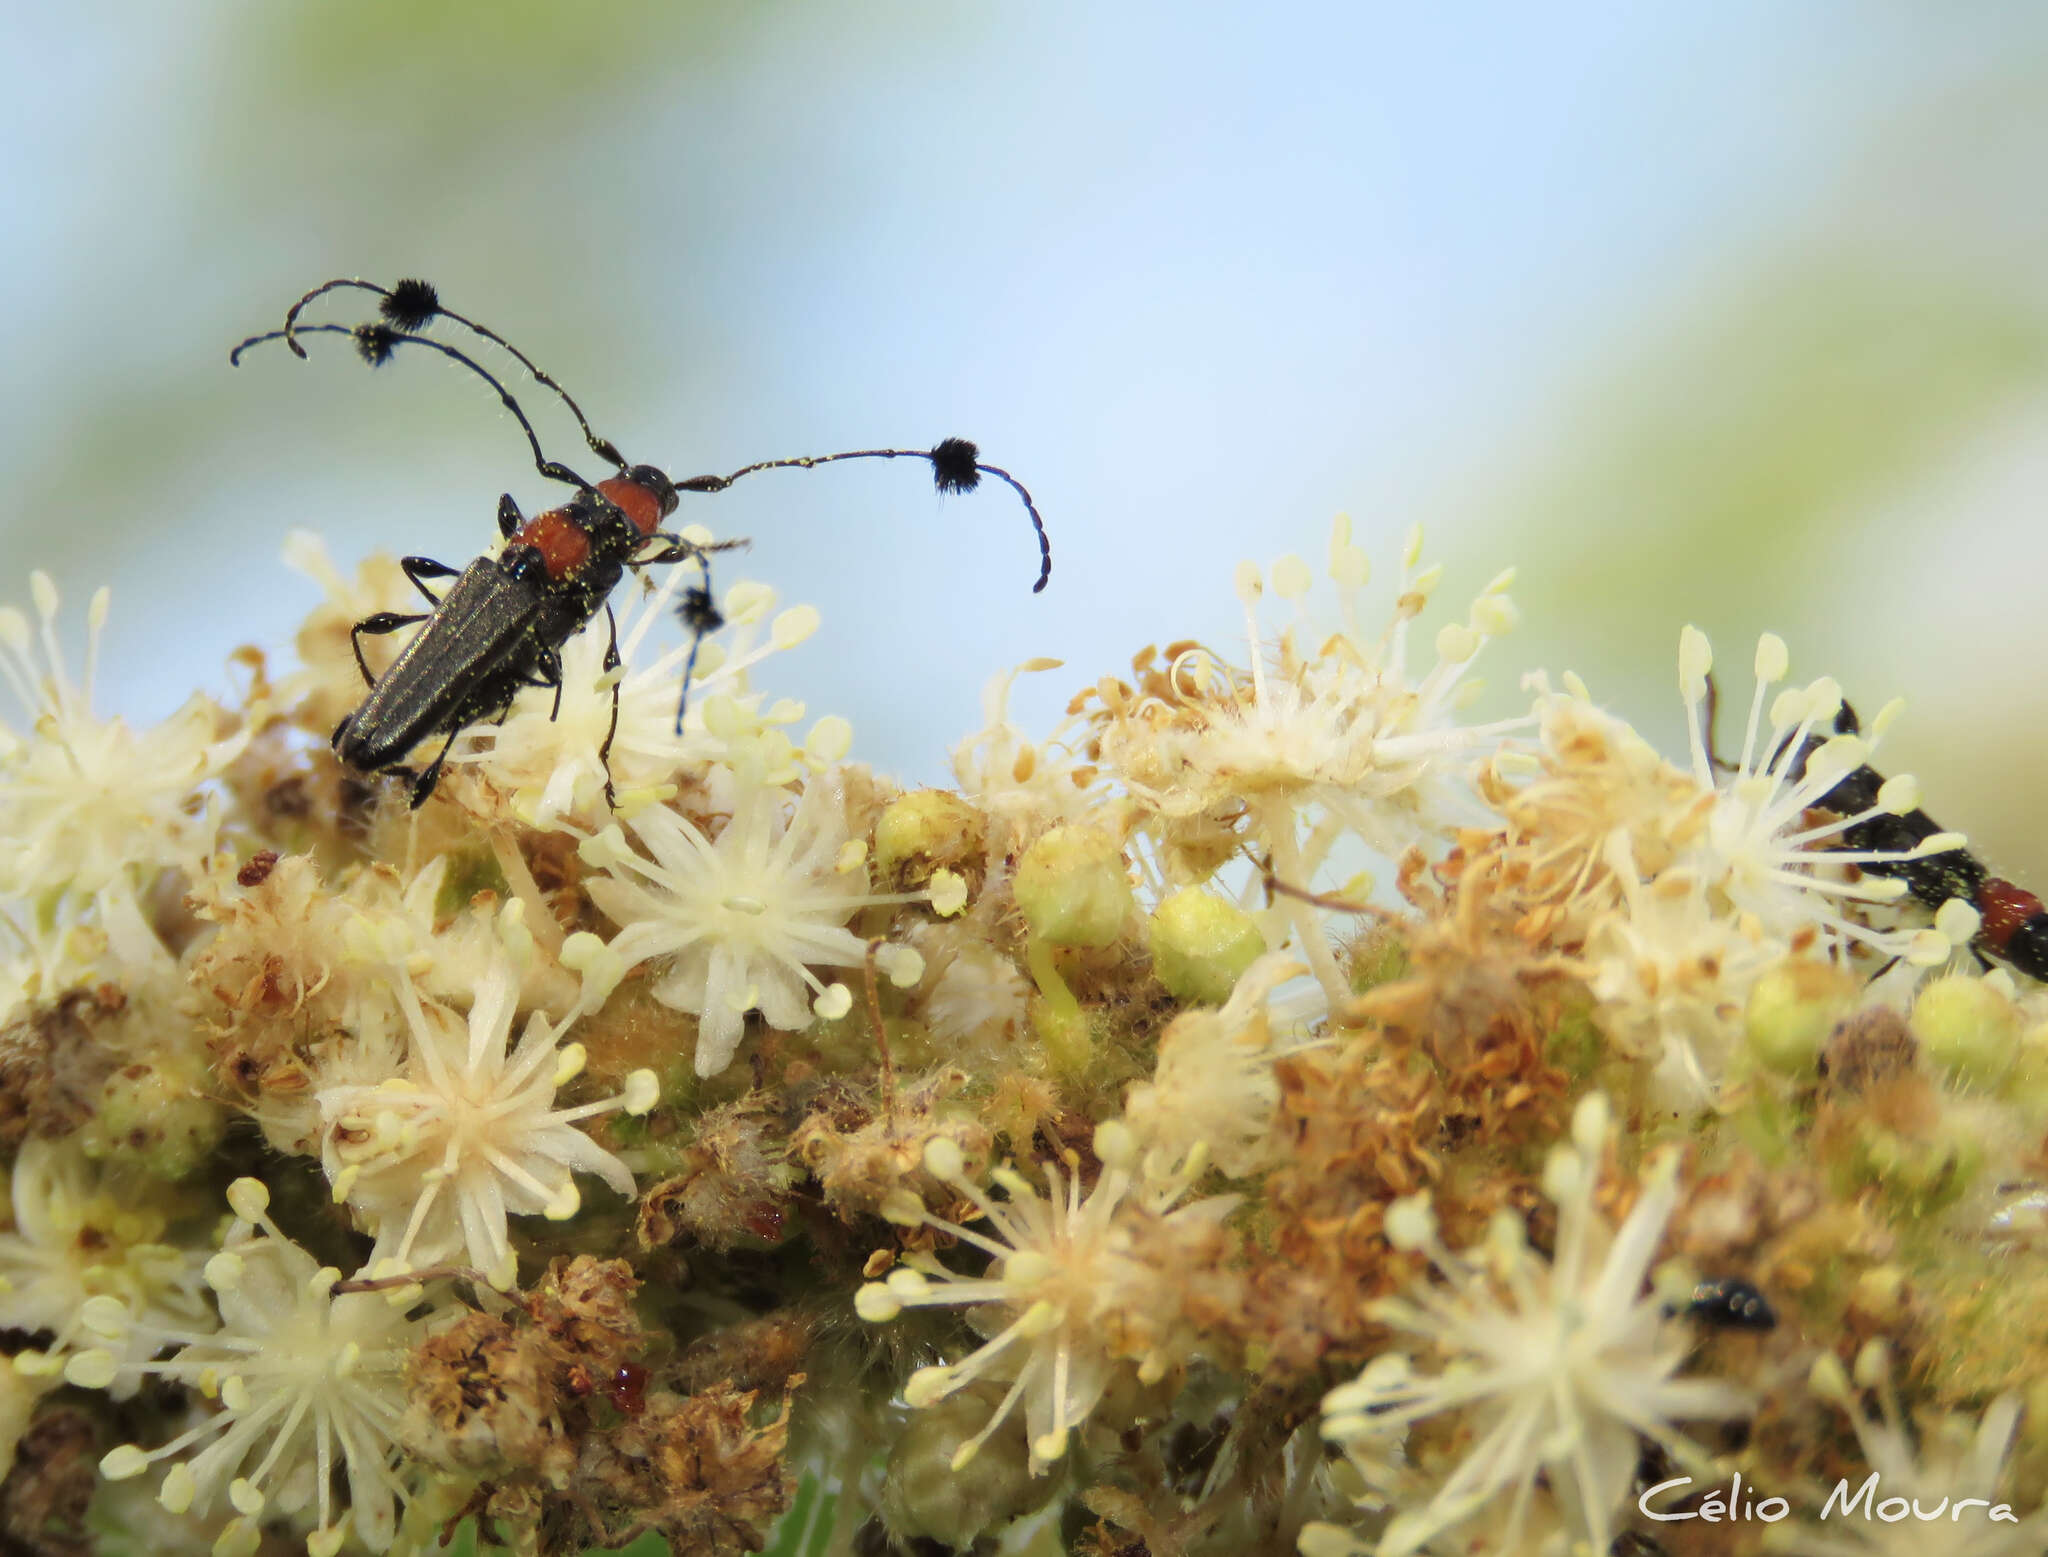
[{"left": 8, "top": 2, "right": 2048, "bottom": 873}]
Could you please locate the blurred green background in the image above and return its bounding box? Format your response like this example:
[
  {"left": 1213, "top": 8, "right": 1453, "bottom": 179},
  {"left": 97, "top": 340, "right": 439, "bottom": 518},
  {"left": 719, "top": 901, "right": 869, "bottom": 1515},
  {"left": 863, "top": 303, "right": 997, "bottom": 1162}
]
[{"left": 8, "top": 0, "right": 2048, "bottom": 885}]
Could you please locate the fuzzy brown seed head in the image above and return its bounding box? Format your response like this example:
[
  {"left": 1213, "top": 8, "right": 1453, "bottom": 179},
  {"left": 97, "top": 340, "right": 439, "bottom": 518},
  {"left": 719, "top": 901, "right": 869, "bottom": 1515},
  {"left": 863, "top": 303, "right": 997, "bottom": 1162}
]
[
  {"left": 0, "top": 1406, "right": 98, "bottom": 1555},
  {"left": 403, "top": 1310, "right": 565, "bottom": 1480},
  {"left": 571, "top": 1384, "right": 798, "bottom": 1556},
  {"left": 638, "top": 1097, "right": 800, "bottom": 1252},
  {"left": 1819, "top": 1006, "right": 1920, "bottom": 1098},
  {"left": 791, "top": 1068, "right": 993, "bottom": 1221},
  {"left": 0, "top": 986, "right": 121, "bottom": 1150}
]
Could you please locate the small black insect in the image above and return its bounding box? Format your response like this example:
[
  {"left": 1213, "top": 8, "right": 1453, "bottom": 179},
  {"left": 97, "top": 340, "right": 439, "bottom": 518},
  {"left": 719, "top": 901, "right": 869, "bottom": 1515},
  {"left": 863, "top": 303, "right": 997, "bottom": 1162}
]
[
  {"left": 1680, "top": 1277, "right": 1776, "bottom": 1331},
  {"left": 232, "top": 278, "right": 1052, "bottom": 808}
]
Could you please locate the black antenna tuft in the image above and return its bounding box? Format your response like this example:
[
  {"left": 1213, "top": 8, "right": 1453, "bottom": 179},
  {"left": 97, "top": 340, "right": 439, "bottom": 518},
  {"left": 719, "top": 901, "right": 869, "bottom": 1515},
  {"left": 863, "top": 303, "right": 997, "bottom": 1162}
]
[
  {"left": 677, "top": 585, "right": 725, "bottom": 638},
  {"left": 672, "top": 568, "right": 726, "bottom": 733},
  {"left": 264, "top": 277, "right": 627, "bottom": 469},
  {"left": 233, "top": 321, "right": 595, "bottom": 493},
  {"left": 353, "top": 324, "right": 400, "bottom": 368},
  {"left": 928, "top": 437, "right": 982, "bottom": 495},
  {"left": 380, "top": 278, "right": 442, "bottom": 332},
  {"left": 673, "top": 441, "right": 1052, "bottom": 593}
]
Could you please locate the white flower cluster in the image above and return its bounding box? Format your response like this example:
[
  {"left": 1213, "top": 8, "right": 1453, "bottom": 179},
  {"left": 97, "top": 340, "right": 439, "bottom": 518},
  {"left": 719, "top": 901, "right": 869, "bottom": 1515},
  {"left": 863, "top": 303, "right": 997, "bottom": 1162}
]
[
  {"left": 1307, "top": 1095, "right": 1749, "bottom": 1556},
  {"left": 1501, "top": 629, "right": 1976, "bottom": 1106},
  {"left": 0, "top": 532, "right": 965, "bottom": 1549},
  {"left": 4, "top": 496, "right": 2034, "bottom": 1557}
]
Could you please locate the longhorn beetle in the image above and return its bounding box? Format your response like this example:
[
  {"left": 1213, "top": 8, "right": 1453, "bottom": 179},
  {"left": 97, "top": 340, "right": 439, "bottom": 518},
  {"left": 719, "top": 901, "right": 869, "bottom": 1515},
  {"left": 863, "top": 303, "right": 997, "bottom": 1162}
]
[{"left": 232, "top": 278, "right": 1052, "bottom": 808}]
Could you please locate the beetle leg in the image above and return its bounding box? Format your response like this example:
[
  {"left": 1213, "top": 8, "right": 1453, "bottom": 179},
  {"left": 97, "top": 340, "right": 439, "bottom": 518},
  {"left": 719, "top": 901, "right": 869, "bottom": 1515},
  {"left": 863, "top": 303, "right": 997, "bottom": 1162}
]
[
  {"left": 408, "top": 727, "right": 463, "bottom": 809},
  {"left": 599, "top": 604, "right": 622, "bottom": 810},
  {"left": 631, "top": 532, "right": 747, "bottom": 569},
  {"left": 350, "top": 611, "right": 429, "bottom": 687},
  {"left": 401, "top": 555, "right": 461, "bottom": 605},
  {"left": 530, "top": 646, "right": 566, "bottom": 721},
  {"left": 630, "top": 533, "right": 696, "bottom": 568}
]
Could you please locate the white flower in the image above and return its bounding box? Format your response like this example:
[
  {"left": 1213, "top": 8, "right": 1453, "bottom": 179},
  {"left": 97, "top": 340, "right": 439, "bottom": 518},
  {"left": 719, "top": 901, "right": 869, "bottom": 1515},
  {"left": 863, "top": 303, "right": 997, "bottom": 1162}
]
[
  {"left": 914, "top": 919, "right": 1032, "bottom": 1056},
  {"left": 0, "top": 1137, "right": 212, "bottom": 1397},
  {"left": 0, "top": 1356, "right": 43, "bottom": 1488},
  {"left": 1481, "top": 674, "right": 1704, "bottom": 944},
  {"left": 583, "top": 770, "right": 919, "bottom": 1076},
  {"left": 0, "top": 572, "right": 246, "bottom": 906},
  {"left": 856, "top": 1127, "right": 1234, "bottom": 1475},
  {"left": 96, "top": 1180, "right": 428, "bottom": 1556},
  {"left": 1581, "top": 837, "right": 1784, "bottom": 1110},
  {"left": 0, "top": 906, "right": 105, "bottom": 1026},
  {"left": 1092, "top": 520, "right": 1522, "bottom": 850},
  {"left": 1121, "top": 952, "right": 1312, "bottom": 1186},
  {"left": 1673, "top": 628, "right": 1962, "bottom": 966},
  {"left": 1773, "top": 1344, "right": 2048, "bottom": 1557},
  {"left": 315, "top": 953, "right": 656, "bottom": 1286},
  {"left": 1085, "top": 521, "right": 1523, "bottom": 1003},
  {"left": 1320, "top": 1094, "right": 1749, "bottom": 1556},
  {"left": 949, "top": 658, "right": 1101, "bottom": 849}
]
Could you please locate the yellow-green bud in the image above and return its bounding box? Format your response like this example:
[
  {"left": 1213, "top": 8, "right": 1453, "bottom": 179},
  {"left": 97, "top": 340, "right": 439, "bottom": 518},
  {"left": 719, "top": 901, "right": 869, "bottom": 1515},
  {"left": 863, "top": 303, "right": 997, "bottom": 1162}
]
[
  {"left": 874, "top": 790, "right": 983, "bottom": 885},
  {"left": 880, "top": 1386, "right": 1049, "bottom": 1544},
  {"left": 2002, "top": 1022, "right": 2048, "bottom": 1120},
  {"left": 1850, "top": 1116, "right": 1981, "bottom": 1214},
  {"left": 84, "top": 1062, "right": 227, "bottom": 1181},
  {"left": 1014, "top": 825, "right": 1132, "bottom": 947},
  {"left": 1743, "top": 961, "right": 1853, "bottom": 1077},
  {"left": 1147, "top": 887, "right": 1265, "bottom": 1003},
  {"left": 1848, "top": 1265, "right": 1909, "bottom": 1328},
  {"left": 1911, "top": 975, "right": 2019, "bottom": 1087},
  {"left": 2025, "top": 1377, "right": 2048, "bottom": 1460}
]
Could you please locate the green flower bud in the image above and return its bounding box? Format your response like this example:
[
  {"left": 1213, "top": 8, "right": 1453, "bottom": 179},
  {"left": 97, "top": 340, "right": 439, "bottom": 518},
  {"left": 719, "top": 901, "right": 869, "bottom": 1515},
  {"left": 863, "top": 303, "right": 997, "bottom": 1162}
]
[
  {"left": 1014, "top": 825, "right": 1132, "bottom": 947},
  {"left": 1854, "top": 1117, "right": 1981, "bottom": 1214},
  {"left": 2001, "top": 1022, "right": 2048, "bottom": 1120},
  {"left": 1743, "top": 961, "right": 1853, "bottom": 1077},
  {"left": 874, "top": 789, "right": 983, "bottom": 886},
  {"left": 1147, "top": 887, "right": 1265, "bottom": 1003},
  {"left": 880, "top": 1387, "right": 1051, "bottom": 1545},
  {"left": 1848, "top": 1265, "right": 1908, "bottom": 1328},
  {"left": 1911, "top": 975, "right": 2018, "bottom": 1087},
  {"left": 84, "top": 1060, "right": 226, "bottom": 1181},
  {"left": 1026, "top": 991, "right": 1090, "bottom": 1073}
]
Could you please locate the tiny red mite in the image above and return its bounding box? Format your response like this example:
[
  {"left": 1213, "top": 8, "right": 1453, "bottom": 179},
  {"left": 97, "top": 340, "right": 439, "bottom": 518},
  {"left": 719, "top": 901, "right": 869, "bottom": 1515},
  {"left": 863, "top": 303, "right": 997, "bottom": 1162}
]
[
  {"left": 236, "top": 850, "right": 280, "bottom": 887},
  {"left": 602, "top": 1361, "right": 648, "bottom": 1416}
]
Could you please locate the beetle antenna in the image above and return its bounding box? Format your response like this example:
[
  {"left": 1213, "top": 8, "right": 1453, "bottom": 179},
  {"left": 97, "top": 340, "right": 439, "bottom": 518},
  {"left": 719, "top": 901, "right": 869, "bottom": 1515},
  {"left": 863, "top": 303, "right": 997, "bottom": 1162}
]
[
  {"left": 673, "top": 564, "right": 726, "bottom": 734},
  {"left": 269, "top": 277, "right": 627, "bottom": 471},
  {"left": 231, "top": 322, "right": 595, "bottom": 494},
  {"left": 674, "top": 438, "right": 1052, "bottom": 593}
]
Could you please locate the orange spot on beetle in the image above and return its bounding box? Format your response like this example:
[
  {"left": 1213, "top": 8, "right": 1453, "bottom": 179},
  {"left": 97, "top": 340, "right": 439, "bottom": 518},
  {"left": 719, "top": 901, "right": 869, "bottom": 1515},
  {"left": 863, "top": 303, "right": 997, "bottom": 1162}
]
[
  {"left": 514, "top": 510, "right": 593, "bottom": 579},
  {"left": 596, "top": 475, "right": 662, "bottom": 537},
  {"left": 1976, "top": 878, "right": 2043, "bottom": 952}
]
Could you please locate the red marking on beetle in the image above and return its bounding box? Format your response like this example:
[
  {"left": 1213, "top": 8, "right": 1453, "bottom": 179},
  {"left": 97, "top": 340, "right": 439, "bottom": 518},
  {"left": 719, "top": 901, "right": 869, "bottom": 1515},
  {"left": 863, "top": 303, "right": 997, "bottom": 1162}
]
[
  {"left": 1976, "top": 878, "right": 2044, "bottom": 953},
  {"left": 596, "top": 475, "right": 663, "bottom": 537},
  {"left": 513, "top": 509, "right": 593, "bottom": 579}
]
